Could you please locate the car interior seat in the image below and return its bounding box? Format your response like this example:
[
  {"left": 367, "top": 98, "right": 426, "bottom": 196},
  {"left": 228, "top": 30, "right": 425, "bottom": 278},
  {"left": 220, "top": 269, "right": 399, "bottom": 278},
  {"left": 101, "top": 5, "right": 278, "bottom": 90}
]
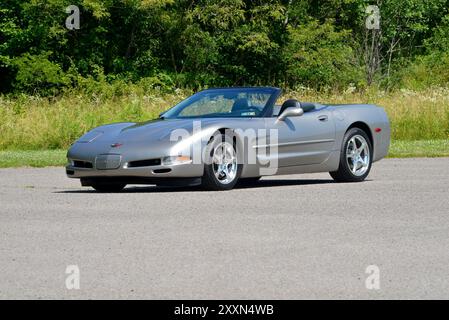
[{"left": 231, "top": 98, "right": 249, "bottom": 113}]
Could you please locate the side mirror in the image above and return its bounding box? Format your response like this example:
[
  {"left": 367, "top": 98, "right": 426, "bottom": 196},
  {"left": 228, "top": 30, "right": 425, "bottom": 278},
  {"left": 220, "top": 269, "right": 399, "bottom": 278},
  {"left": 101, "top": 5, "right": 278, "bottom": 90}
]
[{"left": 277, "top": 106, "right": 304, "bottom": 121}]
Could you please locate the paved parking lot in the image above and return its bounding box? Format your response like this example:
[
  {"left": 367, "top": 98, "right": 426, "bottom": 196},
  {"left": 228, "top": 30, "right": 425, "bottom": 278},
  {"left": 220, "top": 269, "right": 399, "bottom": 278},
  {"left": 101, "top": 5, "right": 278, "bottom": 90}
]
[{"left": 1, "top": 158, "right": 449, "bottom": 299}]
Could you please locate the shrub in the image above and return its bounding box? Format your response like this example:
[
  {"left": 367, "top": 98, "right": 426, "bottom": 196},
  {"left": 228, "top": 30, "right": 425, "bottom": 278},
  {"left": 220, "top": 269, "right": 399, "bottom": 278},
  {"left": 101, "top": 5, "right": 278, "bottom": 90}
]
[
  {"left": 282, "top": 20, "right": 364, "bottom": 90},
  {"left": 11, "top": 52, "right": 69, "bottom": 95}
]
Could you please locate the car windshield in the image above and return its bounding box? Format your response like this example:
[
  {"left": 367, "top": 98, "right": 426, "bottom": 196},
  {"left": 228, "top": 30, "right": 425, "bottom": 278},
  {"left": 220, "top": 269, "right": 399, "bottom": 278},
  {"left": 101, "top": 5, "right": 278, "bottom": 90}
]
[{"left": 161, "top": 88, "right": 279, "bottom": 119}]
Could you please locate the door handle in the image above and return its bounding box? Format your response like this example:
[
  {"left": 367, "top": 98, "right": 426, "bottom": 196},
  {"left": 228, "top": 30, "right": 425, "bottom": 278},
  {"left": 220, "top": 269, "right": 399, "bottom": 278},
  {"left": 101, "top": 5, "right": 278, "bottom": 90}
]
[{"left": 318, "top": 115, "right": 328, "bottom": 122}]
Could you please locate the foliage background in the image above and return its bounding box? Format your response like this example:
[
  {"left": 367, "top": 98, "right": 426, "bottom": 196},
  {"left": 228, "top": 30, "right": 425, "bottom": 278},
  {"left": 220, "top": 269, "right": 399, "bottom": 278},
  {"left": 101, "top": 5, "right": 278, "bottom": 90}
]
[
  {"left": 0, "top": 0, "right": 448, "bottom": 155},
  {"left": 2, "top": 0, "right": 449, "bottom": 93}
]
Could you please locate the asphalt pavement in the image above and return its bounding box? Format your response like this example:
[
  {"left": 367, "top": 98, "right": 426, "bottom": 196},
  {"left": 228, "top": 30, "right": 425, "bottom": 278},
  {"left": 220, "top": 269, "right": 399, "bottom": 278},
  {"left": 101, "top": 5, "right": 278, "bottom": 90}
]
[{"left": 1, "top": 158, "right": 449, "bottom": 299}]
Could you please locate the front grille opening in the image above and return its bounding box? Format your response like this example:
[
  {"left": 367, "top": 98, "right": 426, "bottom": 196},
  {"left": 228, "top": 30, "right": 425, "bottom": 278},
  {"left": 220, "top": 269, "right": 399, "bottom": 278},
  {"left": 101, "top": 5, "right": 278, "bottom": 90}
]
[
  {"left": 66, "top": 169, "right": 74, "bottom": 175},
  {"left": 128, "top": 158, "right": 161, "bottom": 168},
  {"left": 73, "top": 160, "right": 93, "bottom": 168},
  {"left": 153, "top": 168, "right": 171, "bottom": 174}
]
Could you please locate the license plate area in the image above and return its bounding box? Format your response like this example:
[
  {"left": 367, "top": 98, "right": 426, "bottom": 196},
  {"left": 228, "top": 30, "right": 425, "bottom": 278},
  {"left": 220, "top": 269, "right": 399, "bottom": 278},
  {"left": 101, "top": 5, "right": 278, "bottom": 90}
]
[{"left": 95, "top": 154, "right": 122, "bottom": 170}]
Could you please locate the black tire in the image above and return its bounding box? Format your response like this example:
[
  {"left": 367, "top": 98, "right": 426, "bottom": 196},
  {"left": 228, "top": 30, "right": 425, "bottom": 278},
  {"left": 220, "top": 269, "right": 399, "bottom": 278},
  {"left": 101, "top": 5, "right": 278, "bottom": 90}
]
[
  {"left": 201, "top": 132, "right": 242, "bottom": 191},
  {"left": 330, "top": 127, "right": 373, "bottom": 183},
  {"left": 91, "top": 182, "right": 126, "bottom": 192}
]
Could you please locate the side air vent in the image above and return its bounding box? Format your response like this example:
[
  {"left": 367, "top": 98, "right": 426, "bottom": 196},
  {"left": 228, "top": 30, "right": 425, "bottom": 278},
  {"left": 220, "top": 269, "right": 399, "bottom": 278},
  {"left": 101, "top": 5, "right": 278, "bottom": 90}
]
[
  {"left": 128, "top": 158, "right": 161, "bottom": 168},
  {"left": 73, "top": 160, "right": 93, "bottom": 168}
]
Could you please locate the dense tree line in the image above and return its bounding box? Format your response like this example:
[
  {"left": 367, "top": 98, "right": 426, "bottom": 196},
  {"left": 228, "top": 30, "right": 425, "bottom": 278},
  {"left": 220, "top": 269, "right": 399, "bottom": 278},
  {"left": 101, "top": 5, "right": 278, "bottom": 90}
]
[{"left": 1, "top": 0, "right": 449, "bottom": 95}]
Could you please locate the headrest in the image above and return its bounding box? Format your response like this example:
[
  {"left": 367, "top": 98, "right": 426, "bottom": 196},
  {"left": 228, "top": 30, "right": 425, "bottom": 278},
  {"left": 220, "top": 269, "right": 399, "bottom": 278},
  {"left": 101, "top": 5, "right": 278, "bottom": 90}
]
[{"left": 231, "top": 98, "right": 249, "bottom": 112}]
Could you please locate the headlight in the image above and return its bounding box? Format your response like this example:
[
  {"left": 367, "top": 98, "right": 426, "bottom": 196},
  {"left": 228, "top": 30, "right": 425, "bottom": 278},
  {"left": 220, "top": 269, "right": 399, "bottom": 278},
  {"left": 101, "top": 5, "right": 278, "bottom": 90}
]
[{"left": 162, "top": 156, "right": 192, "bottom": 166}]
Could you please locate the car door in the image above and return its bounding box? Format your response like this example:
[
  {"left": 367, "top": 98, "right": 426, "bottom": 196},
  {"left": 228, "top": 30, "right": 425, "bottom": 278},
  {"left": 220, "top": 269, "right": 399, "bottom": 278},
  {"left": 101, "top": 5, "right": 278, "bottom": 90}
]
[{"left": 264, "top": 107, "right": 336, "bottom": 167}]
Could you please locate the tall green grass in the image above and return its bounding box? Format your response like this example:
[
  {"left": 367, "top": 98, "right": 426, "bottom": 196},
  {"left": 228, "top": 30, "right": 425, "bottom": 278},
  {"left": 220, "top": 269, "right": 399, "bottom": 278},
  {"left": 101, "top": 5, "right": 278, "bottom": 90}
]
[
  {"left": 288, "top": 87, "right": 449, "bottom": 141},
  {"left": 0, "top": 89, "right": 189, "bottom": 150},
  {"left": 0, "top": 86, "right": 448, "bottom": 150}
]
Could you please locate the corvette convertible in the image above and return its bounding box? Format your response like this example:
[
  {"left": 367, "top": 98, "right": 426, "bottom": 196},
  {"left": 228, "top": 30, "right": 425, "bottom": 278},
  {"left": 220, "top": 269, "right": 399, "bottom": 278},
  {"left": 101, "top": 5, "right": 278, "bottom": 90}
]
[{"left": 66, "top": 87, "right": 390, "bottom": 191}]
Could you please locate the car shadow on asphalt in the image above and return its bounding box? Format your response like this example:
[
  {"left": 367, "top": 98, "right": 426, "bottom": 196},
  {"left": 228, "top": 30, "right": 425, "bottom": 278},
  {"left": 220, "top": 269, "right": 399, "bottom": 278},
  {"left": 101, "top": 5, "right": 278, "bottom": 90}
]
[{"left": 55, "top": 178, "right": 339, "bottom": 194}]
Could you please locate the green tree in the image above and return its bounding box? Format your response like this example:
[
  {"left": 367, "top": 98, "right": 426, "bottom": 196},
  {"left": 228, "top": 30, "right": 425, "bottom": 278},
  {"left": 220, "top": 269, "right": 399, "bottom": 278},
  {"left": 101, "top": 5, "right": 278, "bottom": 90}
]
[{"left": 283, "top": 19, "right": 362, "bottom": 89}]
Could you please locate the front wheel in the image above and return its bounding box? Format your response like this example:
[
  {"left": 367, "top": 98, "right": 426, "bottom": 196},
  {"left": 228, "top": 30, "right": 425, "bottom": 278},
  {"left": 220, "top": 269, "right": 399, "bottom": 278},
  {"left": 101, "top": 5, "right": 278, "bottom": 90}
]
[
  {"left": 201, "top": 133, "right": 242, "bottom": 190},
  {"left": 330, "top": 128, "right": 372, "bottom": 183}
]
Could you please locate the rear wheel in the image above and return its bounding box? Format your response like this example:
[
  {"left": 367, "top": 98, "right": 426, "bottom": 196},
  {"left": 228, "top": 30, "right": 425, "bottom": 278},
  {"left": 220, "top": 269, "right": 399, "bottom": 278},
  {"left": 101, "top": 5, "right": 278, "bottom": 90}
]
[
  {"left": 201, "top": 133, "right": 242, "bottom": 190},
  {"left": 91, "top": 182, "right": 126, "bottom": 192},
  {"left": 330, "top": 128, "right": 372, "bottom": 183}
]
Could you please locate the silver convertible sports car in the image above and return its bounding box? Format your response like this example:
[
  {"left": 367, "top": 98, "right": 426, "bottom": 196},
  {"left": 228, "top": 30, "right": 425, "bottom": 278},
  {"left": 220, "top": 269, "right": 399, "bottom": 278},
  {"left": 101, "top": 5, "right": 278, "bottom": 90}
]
[{"left": 66, "top": 87, "right": 390, "bottom": 191}]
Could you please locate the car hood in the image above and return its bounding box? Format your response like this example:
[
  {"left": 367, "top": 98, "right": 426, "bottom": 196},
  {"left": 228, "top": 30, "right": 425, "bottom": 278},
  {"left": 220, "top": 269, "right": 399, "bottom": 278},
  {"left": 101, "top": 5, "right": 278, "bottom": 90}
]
[
  {"left": 77, "top": 118, "right": 238, "bottom": 145},
  {"left": 69, "top": 117, "right": 261, "bottom": 162}
]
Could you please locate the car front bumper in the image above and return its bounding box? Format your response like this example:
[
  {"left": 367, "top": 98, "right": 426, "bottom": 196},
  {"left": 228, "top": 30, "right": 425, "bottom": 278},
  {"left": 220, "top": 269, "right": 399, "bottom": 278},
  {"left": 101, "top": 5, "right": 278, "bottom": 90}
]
[{"left": 66, "top": 161, "right": 204, "bottom": 179}]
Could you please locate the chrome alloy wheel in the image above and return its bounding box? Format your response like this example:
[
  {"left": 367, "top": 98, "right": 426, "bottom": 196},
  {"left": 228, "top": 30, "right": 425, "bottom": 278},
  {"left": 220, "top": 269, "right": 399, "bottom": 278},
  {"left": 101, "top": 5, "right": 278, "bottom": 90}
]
[
  {"left": 212, "top": 141, "right": 238, "bottom": 185},
  {"left": 346, "top": 135, "right": 370, "bottom": 176}
]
